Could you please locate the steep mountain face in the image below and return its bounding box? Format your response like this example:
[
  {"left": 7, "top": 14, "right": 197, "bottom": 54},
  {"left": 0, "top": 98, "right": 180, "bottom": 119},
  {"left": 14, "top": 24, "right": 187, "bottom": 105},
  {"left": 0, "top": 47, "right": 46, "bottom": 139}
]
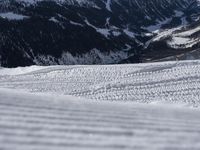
[{"left": 0, "top": 0, "right": 199, "bottom": 67}]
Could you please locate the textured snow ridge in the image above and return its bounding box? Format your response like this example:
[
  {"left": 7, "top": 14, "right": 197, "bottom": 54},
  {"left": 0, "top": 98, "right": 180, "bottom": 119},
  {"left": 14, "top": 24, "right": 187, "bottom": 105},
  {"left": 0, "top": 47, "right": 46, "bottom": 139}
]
[
  {"left": 1, "top": 60, "right": 200, "bottom": 107},
  {"left": 0, "top": 89, "right": 200, "bottom": 150}
]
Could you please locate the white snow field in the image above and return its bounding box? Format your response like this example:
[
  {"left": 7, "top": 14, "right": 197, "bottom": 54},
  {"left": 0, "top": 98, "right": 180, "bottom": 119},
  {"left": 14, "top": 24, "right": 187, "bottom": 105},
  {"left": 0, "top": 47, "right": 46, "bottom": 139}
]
[{"left": 1, "top": 60, "right": 200, "bottom": 149}]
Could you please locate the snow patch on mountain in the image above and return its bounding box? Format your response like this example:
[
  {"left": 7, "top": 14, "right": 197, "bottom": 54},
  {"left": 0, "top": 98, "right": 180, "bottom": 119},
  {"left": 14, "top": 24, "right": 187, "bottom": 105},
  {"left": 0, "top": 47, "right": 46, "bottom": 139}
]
[
  {"left": 123, "top": 28, "right": 136, "bottom": 38},
  {"left": 167, "top": 37, "right": 199, "bottom": 49},
  {"left": 0, "top": 12, "right": 29, "bottom": 20},
  {"left": 84, "top": 19, "right": 111, "bottom": 38},
  {"left": 105, "top": 0, "right": 112, "bottom": 12},
  {"left": 144, "top": 18, "right": 171, "bottom": 32},
  {"left": 69, "top": 20, "right": 84, "bottom": 27},
  {"left": 166, "top": 25, "right": 200, "bottom": 49},
  {"left": 176, "top": 26, "right": 200, "bottom": 37},
  {"left": 197, "top": 0, "right": 200, "bottom": 6},
  {"left": 49, "top": 17, "right": 59, "bottom": 23}
]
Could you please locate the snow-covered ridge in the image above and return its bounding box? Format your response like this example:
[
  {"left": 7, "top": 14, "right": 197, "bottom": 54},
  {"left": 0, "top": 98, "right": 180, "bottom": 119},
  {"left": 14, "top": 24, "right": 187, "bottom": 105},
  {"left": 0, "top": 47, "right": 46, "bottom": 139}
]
[
  {"left": 167, "top": 25, "right": 200, "bottom": 49},
  {"left": 0, "top": 65, "right": 45, "bottom": 75},
  {"left": 1, "top": 60, "right": 200, "bottom": 108},
  {"left": 148, "top": 23, "right": 200, "bottom": 49}
]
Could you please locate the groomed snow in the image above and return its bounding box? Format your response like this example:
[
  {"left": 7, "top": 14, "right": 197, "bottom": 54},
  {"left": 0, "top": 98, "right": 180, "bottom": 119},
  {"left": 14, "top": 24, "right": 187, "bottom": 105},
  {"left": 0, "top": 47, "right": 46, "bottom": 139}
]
[
  {"left": 1, "top": 60, "right": 200, "bottom": 149},
  {"left": 0, "top": 88, "right": 200, "bottom": 150},
  {"left": 1, "top": 60, "right": 200, "bottom": 107}
]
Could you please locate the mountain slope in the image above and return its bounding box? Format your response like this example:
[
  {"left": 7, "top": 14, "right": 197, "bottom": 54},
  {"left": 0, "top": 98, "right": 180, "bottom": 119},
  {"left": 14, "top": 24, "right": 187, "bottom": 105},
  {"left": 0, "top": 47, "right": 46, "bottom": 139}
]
[
  {"left": 0, "top": 0, "right": 200, "bottom": 67},
  {"left": 143, "top": 20, "right": 200, "bottom": 62}
]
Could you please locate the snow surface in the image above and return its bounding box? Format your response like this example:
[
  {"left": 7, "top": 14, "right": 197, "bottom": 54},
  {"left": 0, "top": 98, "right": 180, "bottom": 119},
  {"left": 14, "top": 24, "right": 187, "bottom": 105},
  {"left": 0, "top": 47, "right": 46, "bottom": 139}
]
[
  {"left": 1, "top": 88, "right": 200, "bottom": 150},
  {"left": 1, "top": 60, "right": 200, "bottom": 106},
  {"left": 1, "top": 60, "right": 200, "bottom": 149}
]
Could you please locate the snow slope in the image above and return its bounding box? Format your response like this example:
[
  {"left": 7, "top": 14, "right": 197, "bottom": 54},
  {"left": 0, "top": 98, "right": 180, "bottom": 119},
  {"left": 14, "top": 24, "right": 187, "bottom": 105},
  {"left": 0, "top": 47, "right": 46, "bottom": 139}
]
[
  {"left": 0, "top": 88, "right": 200, "bottom": 150},
  {"left": 1, "top": 61, "right": 200, "bottom": 149},
  {"left": 1, "top": 60, "right": 200, "bottom": 107}
]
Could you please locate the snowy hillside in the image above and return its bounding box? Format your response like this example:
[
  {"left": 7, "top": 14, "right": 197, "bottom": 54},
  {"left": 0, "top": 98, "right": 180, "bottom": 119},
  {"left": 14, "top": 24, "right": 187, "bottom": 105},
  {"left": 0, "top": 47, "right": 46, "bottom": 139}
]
[
  {"left": 1, "top": 60, "right": 200, "bottom": 107},
  {"left": 1, "top": 61, "right": 200, "bottom": 149}
]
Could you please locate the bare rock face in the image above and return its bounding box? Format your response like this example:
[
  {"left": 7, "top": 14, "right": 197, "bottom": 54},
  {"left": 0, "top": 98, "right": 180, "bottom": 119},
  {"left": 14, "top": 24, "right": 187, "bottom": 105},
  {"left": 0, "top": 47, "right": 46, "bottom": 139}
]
[{"left": 0, "top": 0, "right": 199, "bottom": 67}]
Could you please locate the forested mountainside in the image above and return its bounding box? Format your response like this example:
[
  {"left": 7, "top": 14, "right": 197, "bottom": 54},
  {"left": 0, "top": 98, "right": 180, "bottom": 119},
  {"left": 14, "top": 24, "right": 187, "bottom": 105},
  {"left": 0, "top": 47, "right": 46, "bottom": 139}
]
[{"left": 0, "top": 0, "right": 200, "bottom": 67}]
